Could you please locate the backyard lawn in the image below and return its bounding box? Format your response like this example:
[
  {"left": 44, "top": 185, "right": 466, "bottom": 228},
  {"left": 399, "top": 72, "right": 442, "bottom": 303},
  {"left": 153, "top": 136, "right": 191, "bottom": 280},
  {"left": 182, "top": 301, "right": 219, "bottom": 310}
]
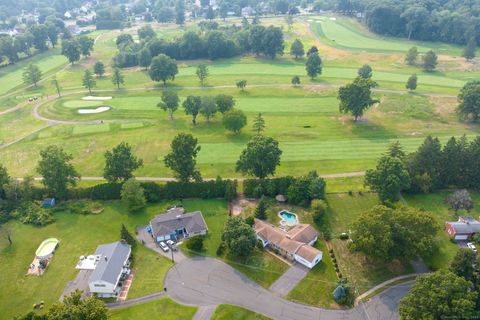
[
  {"left": 109, "top": 297, "right": 197, "bottom": 320},
  {"left": 212, "top": 304, "right": 271, "bottom": 320}
]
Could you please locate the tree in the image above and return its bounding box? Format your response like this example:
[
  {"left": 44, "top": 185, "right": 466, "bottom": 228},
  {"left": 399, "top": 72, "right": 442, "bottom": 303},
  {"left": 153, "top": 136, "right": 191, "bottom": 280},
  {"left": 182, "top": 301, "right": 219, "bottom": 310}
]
[
  {"left": 175, "top": 0, "right": 186, "bottom": 25},
  {"left": 215, "top": 94, "right": 235, "bottom": 114},
  {"left": 399, "top": 270, "right": 477, "bottom": 319},
  {"left": 255, "top": 196, "right": 267, "bottom": 220},
  {"left": 0, "top": 224, "right": 13, "bottom": 246},
  {"left": 78, "top": 36, "right": 94, "bottom": 57},
  {"left": 261, "top": 26, "right": 284, "bottom": 59},
  {"left": 45, "top": 23, "right": 59, "bottom": 48},
  {"left": 364, "top": 156, "right": 410, "bottom": 203},
  {"left": 290, "top": 39, "right": 304, "bottom": 59},
  {"left": 407, "top": 136, "right": 443, "bottom": 192},
  {"left": 223, "top": 109, "right": 247, "bottom": 133},
  {"left": 221, "top": 216, "right": 256, "bottom": 257},
  {"left": 357, "top": 64, "right": 372, "bottom": 78},
  {"left": 445, "top": 189, "right": 474, "bottom": 213},
  {"left": 287, "top": 171, "right": 326, "bottom": 206},
  {"left": 200, "top": 96, "right": 217, "bottom": 122},
  {"left": 61, "top": 39, "right": 80, "bottom": 64},
  {"left": 186, "top": 236, "right": 204, "bottom": 252},
  {"left": 350, "top": 205, "right": 438, "bottom": 261},
  {"left": 104, "top": 142, "right": 143, "bottom": 182},
  {"left": 183, "top": 95, "right": 202, "bottom": 125},
  {"left": 51, "top": 77, "right": 61, "bottom": 97},
  {"left": 111, "top": 68, "right": 125, "bottom": 89},
  {"left": 306, "top": 52, "right": 322, "bottom": 79},
  {"left": 206, "top": 6, "right": 215, "bottom": 20},
  {"left": 46, "top": 290, "right": 108, "bottom": 320},
  {"left": 164, "top": 133, "right": 202, "bottom": 182},
  {"left": 406, "top": 74, "right": 417, "bottom": 91},
  {"left": 422, "top": 50, "right": 438, "bottom": 72},
  {"left": 22, "top": 64, "right": 42, "bottom": 87},
  {"left": 121, "top": 178, "right": 146, "bottom": 212},
  {"left": 120, "top": 224, "right": 137, "bottom": 248},
  {"left": 236, "top": 80, "right": 247, "bottom": 91},
  {"left": 116, "top": 34, "right": 134, "bottom": 47},
  {"left": 158, "top": 90, "right": 180, "bottom": 119},
  {"left": 137, "top": 48, "right": 152, "bottom": 70},
  {"left": 405, "top": 46, "right": 418, "bottom": 65},
  {"left": 138, "top": 25, "right": 156, "bottom": 40},
  {"left": 457, "top": 80, "right": 480, "bottom": 122},
  {"left": 252, "top": 113, "right": 265, "bottom": 134},
  {"left": 338, "top": 77, "right": 378, "bottom": 121},
  {"left": 149, "top": 54, "right": 178, "bottom": 85},
  {"left": 0, "top": 164, "right": 9, "bottom": 199},
  {"left": 236, "top": 135, "right": 282, "bottom": 179},
  {"left": 463, "top": 37, "right": 476, "bottom": 60},
  {"left": 82, "top": 69, "right": 96, "bottom": 93},
  {"left": 93, "top": 61, "right": 105, "bottom": 77},
  {"left": 450, "top": 248, "right": 478, "bottom": 282},
  {"left": 291, "top": 76, "right": 301, "bottom": 86},
  {"left": 196, "top": 64, "right": 209, "bottom": 86},
  {"left": 36, "top": 145, "right": 80, "bottom": 199}
]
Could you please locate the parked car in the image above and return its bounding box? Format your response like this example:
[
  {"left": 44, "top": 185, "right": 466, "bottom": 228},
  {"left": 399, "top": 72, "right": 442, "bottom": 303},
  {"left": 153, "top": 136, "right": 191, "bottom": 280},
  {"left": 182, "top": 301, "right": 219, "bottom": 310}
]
[
  {"left": 166, "top": 239, "right": 177, "bottom": 251},
  {"left": 159, "top": 241, "right": 169, "bottom": 252},
  {"left": 467, "top": 242, "right": 477, "bottom": 253}
]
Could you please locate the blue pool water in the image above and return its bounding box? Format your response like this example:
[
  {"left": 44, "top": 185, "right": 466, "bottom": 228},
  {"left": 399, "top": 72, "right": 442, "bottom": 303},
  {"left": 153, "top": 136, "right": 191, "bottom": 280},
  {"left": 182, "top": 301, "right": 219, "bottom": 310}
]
[{"left": 279, "top": 210, "right": 299, "bottom": 226}]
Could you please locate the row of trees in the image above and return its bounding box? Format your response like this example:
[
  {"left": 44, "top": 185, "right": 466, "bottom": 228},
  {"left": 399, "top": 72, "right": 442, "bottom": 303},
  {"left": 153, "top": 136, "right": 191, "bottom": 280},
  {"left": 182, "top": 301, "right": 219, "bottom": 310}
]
[
  {"left": 61, "top": 36, "right": 94, "bottom": 64},
  {"left": 365, "top": 135, "right": 480, "bottom": 203},
  {"left": 404, "top": 47, "right": 438, "bottom": 71}
]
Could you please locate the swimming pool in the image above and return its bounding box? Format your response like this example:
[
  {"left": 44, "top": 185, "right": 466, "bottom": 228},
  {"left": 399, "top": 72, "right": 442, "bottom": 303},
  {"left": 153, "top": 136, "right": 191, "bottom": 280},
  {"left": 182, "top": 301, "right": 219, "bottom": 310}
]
[
  {"left": 35, "top": 238, "right": 59, "bottom": 259},
  {"left": 279, "top": 210, "right": 299, "bottom": 226}
]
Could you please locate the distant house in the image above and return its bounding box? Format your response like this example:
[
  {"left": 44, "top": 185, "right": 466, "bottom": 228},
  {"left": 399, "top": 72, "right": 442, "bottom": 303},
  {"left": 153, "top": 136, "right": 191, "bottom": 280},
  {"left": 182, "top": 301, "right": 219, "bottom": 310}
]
[
  {"left": 149, "top": 207, "right": 208, "bottom": 242},
  {"left": 445, "top": 216, "right": 480, "bottom": 241},
  {"left": 88, "top": 241, "right": 131, "bottom": 298},
  {"left": 254, "top": 219, "right": 323, "bottom": 269},
  {"left": 241, "top": 6, "right": 255, "bottom": 17}
]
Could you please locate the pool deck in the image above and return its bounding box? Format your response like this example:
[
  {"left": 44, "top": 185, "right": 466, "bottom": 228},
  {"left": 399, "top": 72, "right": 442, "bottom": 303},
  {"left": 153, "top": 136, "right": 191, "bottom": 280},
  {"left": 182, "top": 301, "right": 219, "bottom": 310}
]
[{"left": 27, "top": 256, "right": 52, "bottom": 276}]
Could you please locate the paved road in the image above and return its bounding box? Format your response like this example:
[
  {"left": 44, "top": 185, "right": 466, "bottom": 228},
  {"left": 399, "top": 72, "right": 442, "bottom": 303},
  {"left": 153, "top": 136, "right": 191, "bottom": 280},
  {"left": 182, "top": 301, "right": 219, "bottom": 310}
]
[
  {"left": 192, "top": 305, "right": 218, "bottom": 320},
  {"left": 165, "top": 257, "right": 412, "bottom": 320},
  {"left": 107, "top": 291, "right": 166, "bottom": 309},
  {"left": 269, "top": 263, "right": 309, "bottom": 297}
]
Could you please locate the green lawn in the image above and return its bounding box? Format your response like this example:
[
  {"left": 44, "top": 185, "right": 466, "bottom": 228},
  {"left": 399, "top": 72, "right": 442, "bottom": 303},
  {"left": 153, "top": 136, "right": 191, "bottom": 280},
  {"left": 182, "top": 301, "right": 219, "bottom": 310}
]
[
  {"left": 109, "top": 297, "right": 197, "bottom": 320},
  {"left": 326, "top": 193, "right": 414, "bottom": 294},
  {"left": 212, "top": 304, "right": 271, "bottom": 320},
  {"left": 0, "top": 201, "right": 177, "bottom": 319}
]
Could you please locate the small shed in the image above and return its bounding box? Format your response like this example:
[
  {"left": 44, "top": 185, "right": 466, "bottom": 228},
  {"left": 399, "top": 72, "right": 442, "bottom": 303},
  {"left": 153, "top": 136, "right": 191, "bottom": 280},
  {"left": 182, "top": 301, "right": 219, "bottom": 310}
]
[
  {"left": 42, "top": 198, "right": 56, "bottom": 208},
  {"left": 275, "top": 194, "right": 287, "bottom": 203}
]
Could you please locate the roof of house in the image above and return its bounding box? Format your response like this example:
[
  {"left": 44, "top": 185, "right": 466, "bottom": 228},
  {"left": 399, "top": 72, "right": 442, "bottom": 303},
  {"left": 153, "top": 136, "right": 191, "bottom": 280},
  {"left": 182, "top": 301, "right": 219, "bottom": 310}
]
[
  {"left": 254, "top": 219, "right": 321, "bottom": 258},
  {"left": 89, "top": 241, "right": 131, "bottom": 285},
  {"left": 287, "top": 224, "right": 320, "bottom": 243},
  {"left": 150, "top": 207, "right": 208, "bottom": 237},
  {"left": 447, "top": 221, "right": 480, "bottom": 234},
  {"left": 295, "top": 244, "right": 322, "bottom": 263}
]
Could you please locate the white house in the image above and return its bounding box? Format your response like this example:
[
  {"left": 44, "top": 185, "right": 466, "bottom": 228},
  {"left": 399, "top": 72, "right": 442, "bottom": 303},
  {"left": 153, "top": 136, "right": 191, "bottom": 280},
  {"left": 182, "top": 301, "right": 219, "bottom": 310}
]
[{"left": 88, "top": 241, "right": 131, "bottom": 298}]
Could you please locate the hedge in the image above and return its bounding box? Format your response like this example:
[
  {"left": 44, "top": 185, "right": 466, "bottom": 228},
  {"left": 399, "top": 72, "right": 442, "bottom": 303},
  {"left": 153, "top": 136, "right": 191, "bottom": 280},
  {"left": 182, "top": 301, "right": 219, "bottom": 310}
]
[{"left": 243, "top": 176, "right": 295, "bottom": 198}]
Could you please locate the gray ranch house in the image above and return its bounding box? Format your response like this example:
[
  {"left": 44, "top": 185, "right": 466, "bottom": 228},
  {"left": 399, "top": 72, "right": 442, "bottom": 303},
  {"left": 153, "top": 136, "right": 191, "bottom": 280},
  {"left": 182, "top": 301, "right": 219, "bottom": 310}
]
[
  {"left": 149, "top": 207, "right": 208, "bottom": 242},
  {"left": 88, "top": 241, "right": 131, "bottom": 298}
]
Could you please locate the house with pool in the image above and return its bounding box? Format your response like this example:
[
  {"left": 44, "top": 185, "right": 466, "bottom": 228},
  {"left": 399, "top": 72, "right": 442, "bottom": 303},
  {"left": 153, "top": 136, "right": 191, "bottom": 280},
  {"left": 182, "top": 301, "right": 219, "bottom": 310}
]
[
  {"left": 254, "top": 219, "right": 323, "bottom": 269},
  {"left": 148, "top": 207, "right": 208, "bottom": 242}
]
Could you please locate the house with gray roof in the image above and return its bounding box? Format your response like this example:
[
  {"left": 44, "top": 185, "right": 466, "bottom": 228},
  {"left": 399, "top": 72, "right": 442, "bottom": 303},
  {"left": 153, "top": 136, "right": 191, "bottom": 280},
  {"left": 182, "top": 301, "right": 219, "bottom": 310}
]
[
  {"left": 149, "top": 207, "right": 208, "bottom": 242},
  {"left": 445, "top": 216, "right": 480, "bottom": 241},
  {"left": 88, "top": 241, "right": 131, "bottom": 298}
]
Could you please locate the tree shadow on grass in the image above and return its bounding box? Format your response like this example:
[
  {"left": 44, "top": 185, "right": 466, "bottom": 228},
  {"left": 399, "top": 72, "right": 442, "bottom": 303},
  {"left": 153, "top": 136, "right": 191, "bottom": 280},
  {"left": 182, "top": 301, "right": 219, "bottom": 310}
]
[{"left": 348, "top": 117, "right": 398, "bottom": 141}]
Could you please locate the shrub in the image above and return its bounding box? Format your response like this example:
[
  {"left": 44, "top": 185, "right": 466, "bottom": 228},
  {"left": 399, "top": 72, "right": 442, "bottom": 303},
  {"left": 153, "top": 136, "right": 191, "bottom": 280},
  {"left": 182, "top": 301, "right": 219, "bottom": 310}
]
[
  {"left": 273, "top": 248, "right": 279, "bottom": 254},
  {"left": 329, "top": 249, "right": 334, "bottom": 254},
  {"left": 245, "top": 216, "right": 255, "bottom": 226},
  {"left": 216, "top": 242, "right": 226, "bottom": 256},
  {"left": 243, "top": 177, "right": 295, "bottom": 198},
  {"left": 14, "top": 202, "right": 54, "bottom": 226},
  {"left": 141, "top": 182, "right": 162, "bottom": 202},
  {"left": 348, "top": 190, "right": 353, "bottom": 196},
  {"left": 186, "top": 236, "right": 204, "bottom": 252},
  {"left": 312, "top": 199, "right": 328, "bottom": 225},
  {"left": 339, "top": 232, "right": 349, "bottom": 240},
  {"left": 256, "top": 240, "right": 264, "bottom": 249}
]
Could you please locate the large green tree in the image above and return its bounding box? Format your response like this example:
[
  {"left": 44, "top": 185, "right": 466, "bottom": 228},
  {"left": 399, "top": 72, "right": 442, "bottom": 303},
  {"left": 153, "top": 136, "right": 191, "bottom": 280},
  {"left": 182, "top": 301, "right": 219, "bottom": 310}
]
[
  {"left": 93, "top": 61, "right": 105, "bottom": 77},
  {"left": 450, "top": 248, "right": 478, "bottom": 282},
  {"left": 290, "top": 39, "right": 304, "bottom": 59},
  {"left": 236, "top": 135, "right": 282, "bottom": 179},
  {"left": 405, "top": 46, "right": 418, "bottom": 65},
  {"left": 406, "top": 74, "right": 417, "bottom": 91},
  {"left": 200, "top": 96, "right": 217, "bottom": 122},
  {"left": 357, "top": 64, "right": 372, "bottom": 78},
  {"left": 196, "top": 64, "right": 209, "bottom": 86},
  {"left": 338, "top": 76, "right": 377, "bottom": 121},
  {"left": 46, "top": 290, "right": 108, "bottom": 320},
  {"left": 215, "top": 94, "right": 235, "bottom": 114},
  {"left": 350, "top": 205, "right": 438, "bottom": 261},
  {"left": 364, "top": 156, "right": 410, "bottom": 203},
  {"left": 463, "top": 37, "right": 476, "bottom": 60},
  {"left": 457, "top": 80, "right": 480, "bottom": 122},
  {"left": 36, "top": 145, "right": 80, "bottom": 199},
  {"left": 223, "top": 109, "right": 247, "bottom": 133},
  {"left": 137, "top": 48, "right": 152, "bottom": 70},
  {"left": 22, "top": 64, "right": 42, "bottom": 87},
  {"left": 61, "top": 39, "right": 80, "bottom": 64},
  {"left": 121, "top": 178, "right": 146, "bottom": 212},
  {"left": 422, "top": 50, "right": 438, "bottom": 71},
  {"left": 221, "top": 216, "right": 256, "bottom": 257},
  {"left": 78, "top": 36, "right": 94, "bottom": 57},
  {"left": 158, "top": 90, "right": 180, "bottom": 119},
  {"left": 305, "top": 52, "right": 322, "bottom": 79},
  {"left": 149, "top": 54, "right": 178, "bottom": 85},
  {"left": 104, "top": 142, "right": 143, "bottom": 182},
  {"left": 183, "top": 95, "right": 202, "bottom": 125},
  {"left": 164, "top": 133, "right": 202, "bottom": 182},
  {"left": 252, "top": 113, "right": 265, "bottom": 134},
  {"left": 399, "top": 270, "right": 477, "bottom": 319},
  {"left": 111, "top": 68, "right": 125, "bottom": 89},
  {"left": 82, "top": 69, "right": 96, "bottom": 93}
]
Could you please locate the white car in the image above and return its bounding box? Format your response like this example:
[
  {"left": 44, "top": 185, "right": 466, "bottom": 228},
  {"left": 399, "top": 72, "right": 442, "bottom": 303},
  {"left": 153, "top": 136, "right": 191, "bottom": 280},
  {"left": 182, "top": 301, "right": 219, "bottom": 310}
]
[
  {"left": 159, "top": 241, "right": 169, "bottom": 252},
  {"left": 166, "top": 240, "right": 175, "bottom": 246},
  {"left": 467, "top": 242, "right": 477, "bottom": 253}
]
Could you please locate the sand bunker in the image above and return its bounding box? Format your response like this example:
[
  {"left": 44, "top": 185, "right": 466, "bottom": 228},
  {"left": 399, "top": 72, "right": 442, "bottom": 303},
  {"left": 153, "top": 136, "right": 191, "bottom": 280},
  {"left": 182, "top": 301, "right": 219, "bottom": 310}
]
[
  {"left": 329, "top": 17, "right": 337, "bottom": 21},
  {"left": 78, "top": 107, "right": 111, "bottom": 114},
  {"left": 82, "top": 96, "right": 112, "bottom": 101}
]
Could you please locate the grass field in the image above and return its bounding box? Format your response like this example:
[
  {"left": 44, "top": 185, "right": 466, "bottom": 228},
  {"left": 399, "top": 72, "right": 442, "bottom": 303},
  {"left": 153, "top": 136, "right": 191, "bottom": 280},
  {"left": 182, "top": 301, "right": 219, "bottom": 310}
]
[
  {"left": 211, "top": 305, "right": 271, "bottom": 320},
  {"left": 109, "top": 297, "right": 198, "bottom": 320}
]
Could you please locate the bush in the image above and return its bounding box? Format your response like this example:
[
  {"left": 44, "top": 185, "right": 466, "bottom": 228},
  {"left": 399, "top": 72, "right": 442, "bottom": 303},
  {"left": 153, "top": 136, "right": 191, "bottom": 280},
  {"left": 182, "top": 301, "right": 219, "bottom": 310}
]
[
  {"left": 243, "top": 177, "right": 295, "bottom": 198},
  {"left": 54, "top": 200, "right": 104, "bottom": 215},
  {"left": 14, "top": 202, "right": 54, "bottom": 226},
  {"left": 311, "top": 199, "right": 327, "bottom": 225},
  {"left": 186, "top": 236, "right": 204, "bottom": 252},
  {"left": 339, "top": 232, "right": 349, "bottom": 240},
  {"left": 245, "top": 216, "right": 255, "bottom": 226},
  {"left": 89, "top": 183, "right": 123, "bottom": 200},
  {"left": 140, "top": 182, "right": 162, "bottom": 202},
  {"left": 273, "top": 248, "right": 279, "bottom": 254},
  {"left": 256, "top": 240, "right": 264, "bottom": 249},
  {"left": 348, "top": 190, "right": 353, "bottom": 196},
  {"left": 216, "top": 242, "right": 226, "bottom": 256}
]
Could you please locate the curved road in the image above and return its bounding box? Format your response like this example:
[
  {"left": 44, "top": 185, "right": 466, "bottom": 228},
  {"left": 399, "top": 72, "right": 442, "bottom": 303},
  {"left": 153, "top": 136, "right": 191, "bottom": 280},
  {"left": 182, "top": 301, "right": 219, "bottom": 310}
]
[{"left": 165, "top": 257, "right": 412, "bottom": 320}]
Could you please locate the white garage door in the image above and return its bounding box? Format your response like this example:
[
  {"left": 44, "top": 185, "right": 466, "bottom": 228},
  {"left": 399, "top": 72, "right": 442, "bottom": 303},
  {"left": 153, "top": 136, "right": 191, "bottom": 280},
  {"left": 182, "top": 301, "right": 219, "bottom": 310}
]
[{"left": 455, "top": 235, "right": 468, "bottom": 240}]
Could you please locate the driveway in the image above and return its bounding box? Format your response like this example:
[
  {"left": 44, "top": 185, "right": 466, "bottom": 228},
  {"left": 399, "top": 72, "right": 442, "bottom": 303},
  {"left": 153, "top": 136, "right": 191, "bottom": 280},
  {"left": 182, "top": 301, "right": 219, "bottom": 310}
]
[
  {"left": 269, "top": 263, "right": 309, "bottom": 297},
  {"left": 165, "top": 257, "right": 412, "bottom": 320},
  {"left": 136, "top": 226, "right": 187, "bottom": 263},
  {"left": 61, "top": 269, "right": 92, "bottom": 301}
]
